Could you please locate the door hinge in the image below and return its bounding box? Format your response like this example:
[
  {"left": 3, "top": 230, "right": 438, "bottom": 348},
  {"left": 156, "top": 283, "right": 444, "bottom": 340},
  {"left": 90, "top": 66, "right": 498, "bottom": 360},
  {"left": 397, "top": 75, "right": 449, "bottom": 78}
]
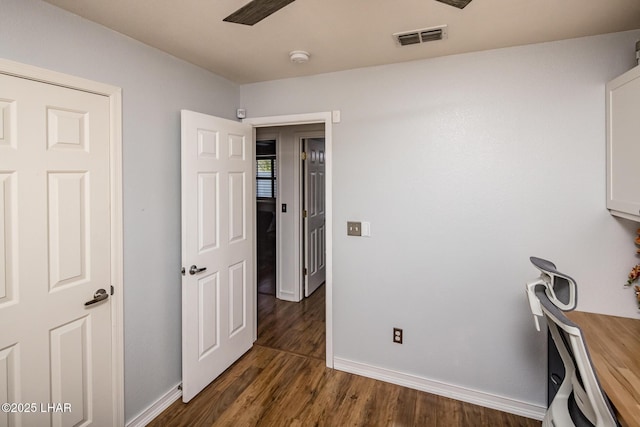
[
  {"left": 303, "top": 268, "right": 308, "bottom": 276},
  {"left": 303, "top": 209, "right": 308, "bottom": 218},
  {"left": 301, "top": 151, "right": 307, "bottom": 161},
  {"left": 110, "top": 285, "right": 114, "bottom": 296},
  {"left": 181, "top": 267, "right": 186, "bottom": 276}
]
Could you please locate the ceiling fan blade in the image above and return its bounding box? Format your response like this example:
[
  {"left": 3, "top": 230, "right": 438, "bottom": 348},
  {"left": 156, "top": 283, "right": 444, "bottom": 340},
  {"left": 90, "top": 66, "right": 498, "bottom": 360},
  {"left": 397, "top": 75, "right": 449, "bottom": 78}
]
[
  {"left": 435, "top": 0, "right": 472, "bottom": 9},
  {"left": 224, "top": 0, "right": 296, "bottom": 25}
]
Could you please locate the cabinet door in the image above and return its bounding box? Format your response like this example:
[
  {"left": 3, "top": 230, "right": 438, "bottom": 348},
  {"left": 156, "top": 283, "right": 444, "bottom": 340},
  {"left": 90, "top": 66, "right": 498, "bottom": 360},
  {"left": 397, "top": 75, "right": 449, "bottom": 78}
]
[{"left": 606, "top": 66, "right": 640, "bottom": 222}]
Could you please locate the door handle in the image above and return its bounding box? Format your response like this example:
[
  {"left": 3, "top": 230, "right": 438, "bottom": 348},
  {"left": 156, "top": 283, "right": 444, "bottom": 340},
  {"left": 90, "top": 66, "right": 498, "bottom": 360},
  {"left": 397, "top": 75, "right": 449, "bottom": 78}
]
[
  {"left": 189, "top": 265, "right": 207, "bottom": 275},
  {"left": 85, "top": 288, "right": 109, "bottom": 306}
]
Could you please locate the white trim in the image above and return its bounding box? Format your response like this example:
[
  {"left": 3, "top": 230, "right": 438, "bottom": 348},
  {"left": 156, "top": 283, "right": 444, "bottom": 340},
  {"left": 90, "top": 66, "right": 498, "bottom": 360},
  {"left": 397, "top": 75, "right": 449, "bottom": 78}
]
[
  {"left": 0, "top": 58, "right": 121, "bottom": 96},
  {"left": 276, "top": 292, "right": 298, "bottom": 302},
  {"left": 246, "top": 112, "right": 330, "bottom": 128},
  {"left": 126, "top": 384, "right": 183, "bottom": 427},
  {"left": 245, "top": 112, "right": 334, "bottom": 368},
  {"left": 334, "top": 357, "right": 546, "bottom": 421},
  {"left": 0, "top": 58, "right": 125, "bottom": 426}
]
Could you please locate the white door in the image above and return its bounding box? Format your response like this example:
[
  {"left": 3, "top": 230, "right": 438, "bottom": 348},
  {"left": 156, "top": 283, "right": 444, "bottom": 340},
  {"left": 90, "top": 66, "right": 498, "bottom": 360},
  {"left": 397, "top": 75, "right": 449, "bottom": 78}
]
[
  {"left": 181, "top": 110, "right": 254, "bottom": 402},
  {"left": 0, "top": 73, "right": 114, "bottom": 426},
  {"left": 303, "top": 138, "right": 326, "bottom": 297}
]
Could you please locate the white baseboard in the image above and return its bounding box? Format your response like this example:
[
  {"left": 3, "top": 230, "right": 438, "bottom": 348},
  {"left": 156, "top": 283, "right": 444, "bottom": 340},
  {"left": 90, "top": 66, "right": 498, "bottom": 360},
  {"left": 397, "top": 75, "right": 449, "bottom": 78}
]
[
  {"left": 276, "top": 291, "right": 298, "bottom": 302},
  {"left": 126, "top": 383, "right": 182, "bottom": 427},
  {"left": 333, "top": 358, "right": 545, "bottom": 421}
]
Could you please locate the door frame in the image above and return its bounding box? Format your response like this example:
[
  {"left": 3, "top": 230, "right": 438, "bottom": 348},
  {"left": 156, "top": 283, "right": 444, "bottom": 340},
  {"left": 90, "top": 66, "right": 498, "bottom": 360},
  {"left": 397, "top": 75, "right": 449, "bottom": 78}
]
[
  {"left": 245, "top": 112, "right": 333, "bottom": 368},
  {"left": 0, "top": 58, "right": 124, "bottom": 424}
]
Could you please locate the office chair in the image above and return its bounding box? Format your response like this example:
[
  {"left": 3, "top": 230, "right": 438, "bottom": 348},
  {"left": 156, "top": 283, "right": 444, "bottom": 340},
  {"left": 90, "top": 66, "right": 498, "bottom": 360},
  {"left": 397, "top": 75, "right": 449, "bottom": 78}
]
[{"left": 525, "top": 257, "right": 619, "bottom": 427}]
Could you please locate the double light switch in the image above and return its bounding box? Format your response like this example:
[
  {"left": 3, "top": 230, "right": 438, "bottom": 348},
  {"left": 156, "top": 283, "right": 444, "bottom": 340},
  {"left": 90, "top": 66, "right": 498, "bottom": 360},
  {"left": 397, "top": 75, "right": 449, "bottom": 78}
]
[{"left": 347, "top": 221, "right": 371, "bottom": 237}]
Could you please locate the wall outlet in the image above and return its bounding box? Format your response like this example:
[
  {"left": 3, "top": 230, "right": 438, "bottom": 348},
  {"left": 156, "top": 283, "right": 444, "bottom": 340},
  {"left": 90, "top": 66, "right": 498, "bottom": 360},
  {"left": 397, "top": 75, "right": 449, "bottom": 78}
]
[{"left": 393, "top": 327, "right": 403, "bottom": 344}]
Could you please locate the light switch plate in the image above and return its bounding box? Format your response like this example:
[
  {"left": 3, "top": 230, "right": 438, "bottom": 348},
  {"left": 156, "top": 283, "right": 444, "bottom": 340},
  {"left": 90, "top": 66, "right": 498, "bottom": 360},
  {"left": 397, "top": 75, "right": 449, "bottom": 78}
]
[{"left": 347, "top": 221, "right": 361, "bottom": 236}]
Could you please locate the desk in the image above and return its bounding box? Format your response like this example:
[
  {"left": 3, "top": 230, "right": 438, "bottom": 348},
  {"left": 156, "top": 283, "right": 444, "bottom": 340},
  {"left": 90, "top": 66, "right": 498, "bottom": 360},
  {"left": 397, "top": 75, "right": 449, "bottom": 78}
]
[{"left": 566, "top": 311, "right": 640, "bottom": 427}]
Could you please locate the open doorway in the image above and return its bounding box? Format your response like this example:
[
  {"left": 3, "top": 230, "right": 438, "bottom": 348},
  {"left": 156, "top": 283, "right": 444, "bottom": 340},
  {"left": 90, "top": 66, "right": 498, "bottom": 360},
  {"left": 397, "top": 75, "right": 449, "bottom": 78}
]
[
  {"left": 255, "top": 124, "right": 326, "bottom": 359},
  {"left": 255, "top": 125, "right": 324, "bottom": 302}
]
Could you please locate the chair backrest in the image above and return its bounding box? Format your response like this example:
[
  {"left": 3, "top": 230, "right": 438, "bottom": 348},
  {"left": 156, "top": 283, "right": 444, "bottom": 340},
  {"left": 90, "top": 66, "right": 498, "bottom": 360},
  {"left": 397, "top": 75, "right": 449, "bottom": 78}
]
[
  {"left": 536, "top": 288, "right": 618, "bottom": 426},
  {"left": 530, "top": 256, "right": 577, "bottom": 311},
  {"left": 526, "top": 257, "right": 619, "bottom": 427}
]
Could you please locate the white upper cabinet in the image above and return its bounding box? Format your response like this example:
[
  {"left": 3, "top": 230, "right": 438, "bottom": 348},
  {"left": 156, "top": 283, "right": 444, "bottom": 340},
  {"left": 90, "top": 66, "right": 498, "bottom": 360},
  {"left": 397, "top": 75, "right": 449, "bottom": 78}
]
[{"left": 606, "top": 65, "right": 640, "bottom": 222}]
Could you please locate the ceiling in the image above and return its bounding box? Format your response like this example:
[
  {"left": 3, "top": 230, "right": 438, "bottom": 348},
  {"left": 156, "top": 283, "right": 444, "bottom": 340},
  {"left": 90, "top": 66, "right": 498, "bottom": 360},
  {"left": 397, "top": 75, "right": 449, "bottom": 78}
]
[{"left": 43, "top": 0, "right": 640, "bottom": 84}]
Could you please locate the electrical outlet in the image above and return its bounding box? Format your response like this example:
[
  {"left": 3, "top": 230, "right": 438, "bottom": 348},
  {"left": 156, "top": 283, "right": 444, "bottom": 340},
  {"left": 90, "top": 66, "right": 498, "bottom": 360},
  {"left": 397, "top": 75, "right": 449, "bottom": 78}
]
[{"left": 393, "top": 327, "right": 403, "bottom": 344}]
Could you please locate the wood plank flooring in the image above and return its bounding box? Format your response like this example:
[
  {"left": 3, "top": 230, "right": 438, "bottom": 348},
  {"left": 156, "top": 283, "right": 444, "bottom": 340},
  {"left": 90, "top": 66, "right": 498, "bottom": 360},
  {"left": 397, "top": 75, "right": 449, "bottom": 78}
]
[
  {"left": 255, "top": 284, "right": 325, "bottom": 361},
  {"left": 148, "top": 286, "right": 541, "bottom": 426}
]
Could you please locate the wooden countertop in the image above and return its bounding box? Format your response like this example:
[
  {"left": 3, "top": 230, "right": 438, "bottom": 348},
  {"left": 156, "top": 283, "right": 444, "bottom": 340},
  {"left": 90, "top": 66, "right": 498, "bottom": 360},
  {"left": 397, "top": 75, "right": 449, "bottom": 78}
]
[{"left": 566, "top": 311, "right": 640, "bottom": 427}]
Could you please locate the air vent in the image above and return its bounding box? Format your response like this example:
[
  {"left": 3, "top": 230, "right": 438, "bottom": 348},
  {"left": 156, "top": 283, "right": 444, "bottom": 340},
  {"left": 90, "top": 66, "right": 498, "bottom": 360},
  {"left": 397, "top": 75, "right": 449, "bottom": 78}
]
[
  {"left": 393, "top": 25, "right": 448, "bottom": 47},
  {"left": 397, "top": 33, "right": 421, "bottom": 46}
]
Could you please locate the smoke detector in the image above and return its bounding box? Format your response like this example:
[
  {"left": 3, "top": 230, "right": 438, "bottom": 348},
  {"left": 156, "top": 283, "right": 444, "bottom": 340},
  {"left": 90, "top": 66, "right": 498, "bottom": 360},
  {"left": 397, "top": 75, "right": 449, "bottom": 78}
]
[
  {"left": 393, "top": 25, "right": 448, "bottom": 47},
  {"left": 289, "top": 50, "right": 310, "bottom": 64}
]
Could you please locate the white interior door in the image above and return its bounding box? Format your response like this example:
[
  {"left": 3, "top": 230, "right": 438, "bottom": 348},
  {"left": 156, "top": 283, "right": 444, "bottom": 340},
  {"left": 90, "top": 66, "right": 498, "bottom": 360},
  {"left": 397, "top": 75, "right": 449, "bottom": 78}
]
[
  {"left": 181, "top": 110, "right": 254, "bottom": 402},
  {"left": 303, "top": 138, "right": 326, "bottom": 297},
  {"left": 0, "top": 73, "right": 114, "bottom": 426}
]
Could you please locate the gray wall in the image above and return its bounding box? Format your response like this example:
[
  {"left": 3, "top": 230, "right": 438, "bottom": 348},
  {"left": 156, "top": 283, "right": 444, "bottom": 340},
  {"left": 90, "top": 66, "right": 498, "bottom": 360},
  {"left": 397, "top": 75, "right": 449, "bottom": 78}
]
[
  {"left": 0, "top": 0, "right": 240, "bottom": 421},
  {"left": 241, "top": 30, "right": 640, "bottom": 407}
]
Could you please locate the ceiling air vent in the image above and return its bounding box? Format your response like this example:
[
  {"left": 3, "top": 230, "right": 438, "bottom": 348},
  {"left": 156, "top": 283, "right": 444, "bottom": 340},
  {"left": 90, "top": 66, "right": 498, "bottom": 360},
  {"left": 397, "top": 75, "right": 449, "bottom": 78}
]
[{"left": 393, "top": 25, "right": 448, "bottom": 47}]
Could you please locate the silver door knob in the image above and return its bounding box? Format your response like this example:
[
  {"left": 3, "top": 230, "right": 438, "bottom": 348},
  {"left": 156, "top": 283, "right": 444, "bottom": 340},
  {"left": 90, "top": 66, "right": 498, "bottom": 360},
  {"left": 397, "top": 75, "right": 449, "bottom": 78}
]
[
  {"left": 85, "top": 288, "right": 109, "bottom": 306},
  {"left": 189, "top": 265, "right": 207, "bottom": 275}
]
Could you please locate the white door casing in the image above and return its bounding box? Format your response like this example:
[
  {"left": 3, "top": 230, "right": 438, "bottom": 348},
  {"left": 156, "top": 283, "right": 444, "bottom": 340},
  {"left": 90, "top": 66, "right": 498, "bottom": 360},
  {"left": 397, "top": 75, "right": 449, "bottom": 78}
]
[
  {"left": 0, "top": 61, "right": 123, "bottom": 427},
  {"left": 181, "top": 110, "right": 255, "bottom": 402},
  {"left": 303, "top": 137, "right": 326, "bottom": 297}
]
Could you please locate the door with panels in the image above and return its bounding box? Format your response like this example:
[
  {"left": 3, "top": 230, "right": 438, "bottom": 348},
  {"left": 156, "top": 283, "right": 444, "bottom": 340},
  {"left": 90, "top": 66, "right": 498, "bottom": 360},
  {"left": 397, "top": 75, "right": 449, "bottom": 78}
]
[
  {"left": 0, "top": 72, "right": 114, "bottom": 426},
  {"left": 181, "top": 110, "right": 255, "bottom": 402},
  {"left": 303, "top": 137, "right": 326, "bottom": 297}
]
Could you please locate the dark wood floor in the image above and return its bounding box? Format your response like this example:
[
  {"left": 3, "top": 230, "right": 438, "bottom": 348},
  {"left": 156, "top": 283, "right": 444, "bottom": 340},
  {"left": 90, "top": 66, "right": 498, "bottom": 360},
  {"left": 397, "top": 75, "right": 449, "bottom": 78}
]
[
  {"left": 256, "top": 285, "right": 325, "bottom": 361},
  {"left": 149, "top": 286, "right": 541, "bottom": 426}
]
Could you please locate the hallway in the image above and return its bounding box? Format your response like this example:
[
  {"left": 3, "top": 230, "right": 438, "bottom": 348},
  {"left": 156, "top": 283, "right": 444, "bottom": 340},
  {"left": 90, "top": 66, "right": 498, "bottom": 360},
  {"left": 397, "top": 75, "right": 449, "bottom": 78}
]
[{"left": 256, "top": 285, "right": 325, "bottom": 360}]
